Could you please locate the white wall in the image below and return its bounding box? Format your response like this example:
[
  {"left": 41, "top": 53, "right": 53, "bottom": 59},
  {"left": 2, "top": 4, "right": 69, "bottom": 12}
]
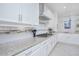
[{"left": 34, "top": 24, "right": 48, "bottom": 35}]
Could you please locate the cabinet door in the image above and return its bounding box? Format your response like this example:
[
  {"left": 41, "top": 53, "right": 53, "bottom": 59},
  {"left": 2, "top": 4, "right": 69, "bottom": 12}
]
[
  {"left": 30, "top": 47, "right": 42, "bottom": 56},
  {"left": 47, "top": 39, "right": 53, "bottom": 52},
  {"left": 0, "top": 3, "right": 39, "bottom": 25},
  {"left": 0, "top": 3, "right": 20, "bottom": 23},
  {"left": 21, "top": 3, "right": 39, "bottom": 25},
  {"left": 47, "top": 36, "right": 57, "bottom": 54},
  {"left": 16, "top": 48, "right": 33, "bottom": 56},
  {"left": 30, "top": 42, "right": 49, "bottom": 56},
  {"left": 42, "top": 42, "right": 49, "bottom": 56}
]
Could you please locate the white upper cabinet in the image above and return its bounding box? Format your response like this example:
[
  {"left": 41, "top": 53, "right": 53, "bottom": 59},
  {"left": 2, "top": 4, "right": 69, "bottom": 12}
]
[
  {"left": 0, "top": 3, "right": 20, "bottom": 23},
  {"left": 0, "top": 3, "right": 39, "bottom": 25},
  {"left": 21, "top": 3, "right": 39, "bottom": 25}
]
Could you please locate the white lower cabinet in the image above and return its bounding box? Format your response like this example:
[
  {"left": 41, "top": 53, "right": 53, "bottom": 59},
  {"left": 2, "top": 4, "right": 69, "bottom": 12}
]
[
  {"left": 30, "top": 41, "right": 49, "bottom": 56},
  {"left": 16, "top": 36, "right": 57, "bottom": 56},
  {"left": 30, "top": 47, "right": 43, "bottom": 56},
  {"left": 16, "top": 48, "right": 33, "bottom": 56}
]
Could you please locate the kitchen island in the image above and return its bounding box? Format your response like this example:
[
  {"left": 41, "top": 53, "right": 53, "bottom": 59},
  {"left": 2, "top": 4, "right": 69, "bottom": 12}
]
[{"left": 0, "top": 32, "right": 57, "bottom": 56}]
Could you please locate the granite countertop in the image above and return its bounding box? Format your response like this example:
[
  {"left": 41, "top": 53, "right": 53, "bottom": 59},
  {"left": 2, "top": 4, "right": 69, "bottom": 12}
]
[
  {"left": 0, "top": 36, "right": 50, "bottom": 56},
  {"left": 57, "top": 33, "right": 79, "bottom": 45}
]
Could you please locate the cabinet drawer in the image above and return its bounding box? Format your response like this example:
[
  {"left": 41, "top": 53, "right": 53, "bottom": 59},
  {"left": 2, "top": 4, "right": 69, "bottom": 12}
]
[
  {"left": 16, "top": 48, "right": 33, "bottom": 56},
  {"left": 16, "top": 44, "right": 42, "bottom": 56}
]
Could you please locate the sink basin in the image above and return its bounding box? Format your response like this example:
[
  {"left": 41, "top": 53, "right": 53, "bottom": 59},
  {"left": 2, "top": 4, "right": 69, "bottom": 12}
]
[{"left": 36, "top": 33, "right": 52, "bottom": 37}]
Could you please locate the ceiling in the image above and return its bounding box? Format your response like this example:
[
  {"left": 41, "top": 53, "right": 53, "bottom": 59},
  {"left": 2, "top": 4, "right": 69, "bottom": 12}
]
[{"left": 46, "top": 3, "right": 79, "bottom": 17}]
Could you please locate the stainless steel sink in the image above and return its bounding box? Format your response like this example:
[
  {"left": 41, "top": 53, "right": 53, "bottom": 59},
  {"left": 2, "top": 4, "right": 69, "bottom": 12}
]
[{"left": 36, "top": 33, "right": 52, "bottom": 37}]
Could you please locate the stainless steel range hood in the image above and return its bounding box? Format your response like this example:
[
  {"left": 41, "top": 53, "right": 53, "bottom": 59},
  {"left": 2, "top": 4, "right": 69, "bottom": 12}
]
[
  {"left": 39, "top": 15, "right": 50, "bottom": 20},
  {"left": 39, "top": 3, "right": 50, "bottom": 20}
]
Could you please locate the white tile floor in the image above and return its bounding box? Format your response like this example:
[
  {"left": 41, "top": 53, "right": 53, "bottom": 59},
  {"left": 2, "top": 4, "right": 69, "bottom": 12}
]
[{"left": 49, "top": 42, "right": 79, "bottom": 56}]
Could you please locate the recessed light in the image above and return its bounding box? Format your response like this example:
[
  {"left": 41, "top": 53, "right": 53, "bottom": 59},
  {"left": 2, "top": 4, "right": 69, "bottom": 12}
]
[{"left": 64, "top": 6, "right": 66, "bottom": 9}]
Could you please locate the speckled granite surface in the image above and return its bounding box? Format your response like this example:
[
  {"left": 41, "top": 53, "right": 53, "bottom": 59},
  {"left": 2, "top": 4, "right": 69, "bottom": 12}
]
[{"left": 0, "top": 37, "right": 48, "bottom": 56}]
